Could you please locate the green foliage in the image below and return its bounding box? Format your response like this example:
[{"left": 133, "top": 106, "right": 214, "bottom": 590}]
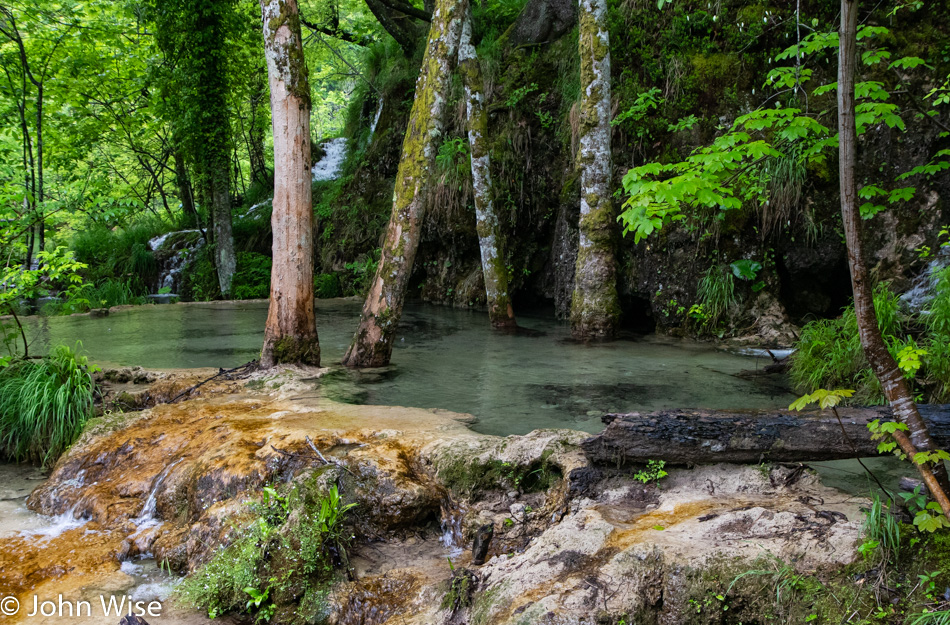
[
  {"left": 633, "top": 460, "right": 668, "bottom": 484},
  {"left": 696, "top": 265, "right": 736, "bottom": 328},
  {"left": 863, "top": 494, "right": 902, "bottom": 561},
  {"left": 71, "top": 220, "right": 165, "bottom": 288},
  {"left": 314, "top": 273, "right": 342, "bottom": 299},
  {"left": 231, "top": 252, "right": 272, "bottom": 300},
  {"left": 792, "top": 277, "right": 950, "bottom": 405},
  {"left": 177, "top": 482, "right": 354, "bottom": 622},
  {"left": 0, "top": 344, "right": 97, "bottom": 467}
]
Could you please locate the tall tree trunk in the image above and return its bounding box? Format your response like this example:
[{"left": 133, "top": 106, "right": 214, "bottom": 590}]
[
  {"left": 837, "top": 0, "right": 950, "bottom": 516},
  {"left": 459, "top": 11, "right": 516, "bottom": 328},
  {"left": 35, "top": 81, "right": 43, "bottom": 255},
  {"left": 342, "top": 0, "right": 468, "bottom": 367},
  {"left": 212, "top": 163, "right": 236, "bottom": 294},
  {"left": 570, "top": 0, "right": 620, "bottom": 340},
  {"left": 259, "top": 0, "right": 320, "bottom": 367}
]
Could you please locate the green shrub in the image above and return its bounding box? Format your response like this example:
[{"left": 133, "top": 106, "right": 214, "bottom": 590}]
[
  {"left": 697, "top": 264, "right": 736, "bottom": 328},
  {"left": 71, "top": 218, "right": 165, "bottom": 287},
  {"left": 176, "top": 482, "right": 354, "bottom": 623},
  {"left": 314, "top": 273, "right": 341, "bottom": 299},
  {"left": 789, "top": 281, "right": 950, "bottom": 405},
  {"left": 0, "top": 345, "right": 97, "bottom": 467},
  {"left": 231, "top": 252, "right": 272, "bottom": 300}
]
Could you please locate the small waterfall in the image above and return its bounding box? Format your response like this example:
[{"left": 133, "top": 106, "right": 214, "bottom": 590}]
[
  {"left": 148, "top": 231, "right": 204, "bottom": 298},
  {"left": 902, "top": 247, "right": 950, "bottom": 312},
  {"left": 312, "top": 138, "right": 348, "bottom": 182},
  {"left": 19, "top": 505, "right": 87, "bottom": 541},
  {"left": 135, "top": 458, "right": 183, "bottom": 526},
  {"left": 368, "top": 97, "right": 384, "bottom": 140}
]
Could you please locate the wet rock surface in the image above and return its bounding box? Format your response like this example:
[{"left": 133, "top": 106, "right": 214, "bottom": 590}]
[{"left": 5, "top": 370, "right": 868, "bottom": 624}]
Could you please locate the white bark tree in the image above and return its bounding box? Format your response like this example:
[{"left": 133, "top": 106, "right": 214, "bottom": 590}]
[
  {"left": 259, "top": 0, "right": 320, "bottom": 367},
  {"left": 459, "top": 11, "right": 516, "bottom": 328}
]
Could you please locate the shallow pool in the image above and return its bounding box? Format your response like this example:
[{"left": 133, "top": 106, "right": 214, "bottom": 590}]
[{"left": 21, "top": 300, "right": 794, "bottom": 435}]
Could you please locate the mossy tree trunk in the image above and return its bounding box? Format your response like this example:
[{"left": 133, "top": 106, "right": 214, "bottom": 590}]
[
  {"left": 459, "top": 11, "right": 516, "bottom": 328},
  {"left": 837, "top": 0, "right": 950, "bottom": 515},
  {"left": 342, "top": 0, "right": 468, "bottom": 367},
  {"left": 570, "top": 0, "right": 620, "bottom": 340},
  {"left": 212, "top": 164, "right": 236, "bottom": 295},
  {"left": 259, "top": 0, "right": 320, "bottom": 367}
]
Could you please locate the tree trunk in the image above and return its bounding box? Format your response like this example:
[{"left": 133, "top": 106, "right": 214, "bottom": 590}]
[
  {"left": 173, "top": 149, "right": 198, "bottom": 222},
  {"left": 570, "top": 0, "right": 620, "bottom": 340},
  {"left": 459, "top": 11, "right": 516, "bottom": 328},
  {"left": 35, "top": 81, "right": 43, "bottom": 255},
  {"left": 212, "top": 163, "right": 236, "bottom": 295},
  {"left": 837, "top": 0, "right": 950, "bottom": 514},
  {"left": 260, "top": 0, "right": 320, "bottom": 368},
  {"left": 582, "top": 406, "right": 950, "bottom": 466},
  {"left": 342, "top": 0, "right": 467, "bottom": 367}
]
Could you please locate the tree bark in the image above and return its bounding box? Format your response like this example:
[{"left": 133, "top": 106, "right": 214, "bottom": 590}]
[
  {"left": 212, "top": 163, "right": 236, "bottom": 295},
  {"left": 570, "top": 0, "right": 620, "bottom": 340},
  {"left": 837, "top": 0, "right": 950, "bottom": 515},
  {"left": 581, "top": 406, "right": 950, "bottom": 466},
  {"left": 342, "top": 0, "right": 467, "bottom": 367},
  {"left": 259, "top": 0, "right": 320, "bottom": 367},
  {"left": 459, "top": 11, "right": 516, "bottom": 328}
]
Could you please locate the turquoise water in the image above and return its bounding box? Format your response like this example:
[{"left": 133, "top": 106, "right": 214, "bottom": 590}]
[{"left": 20, "top": 300, "right": 794, "bottom": 436}]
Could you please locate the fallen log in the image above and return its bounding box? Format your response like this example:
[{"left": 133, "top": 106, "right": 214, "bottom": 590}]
[{"left": 580, "top": 405, "right": 950, "bottom": 466}]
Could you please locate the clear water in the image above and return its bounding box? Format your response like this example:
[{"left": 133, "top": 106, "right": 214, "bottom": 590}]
[{"left": 20, "top": 300, "right": 794, "bottom": 436}]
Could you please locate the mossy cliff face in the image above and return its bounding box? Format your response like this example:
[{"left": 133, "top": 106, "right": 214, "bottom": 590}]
[{"left": 331, "top": 0, "right": 950, "bottom": 342}]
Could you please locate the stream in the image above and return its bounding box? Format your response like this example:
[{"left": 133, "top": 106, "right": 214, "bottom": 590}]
[{"left": 20, "top": 299, "right": 794, "bottom": 436}]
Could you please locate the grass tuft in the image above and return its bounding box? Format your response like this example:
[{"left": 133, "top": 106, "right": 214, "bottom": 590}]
[{"left": 0, "top": 345, "right": 97, "bottom": 467}]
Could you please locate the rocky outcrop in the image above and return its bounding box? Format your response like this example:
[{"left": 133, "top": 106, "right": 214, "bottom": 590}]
[{"left": 8, "top": 372, "right": 867, "bottom": 624}]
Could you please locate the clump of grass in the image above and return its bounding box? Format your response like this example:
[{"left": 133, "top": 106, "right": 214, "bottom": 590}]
[
  {"left": 697, "top": 264, "right": 736, "bottom": 327},
  {"left": 176, "top": 482, "right": 354, "bottom": 623},
  {"left": 0, "top": 345, "right": 97, "bottom": 467},
  {"left": 791, "top": 279, "right": 950, "bottom": 405}
]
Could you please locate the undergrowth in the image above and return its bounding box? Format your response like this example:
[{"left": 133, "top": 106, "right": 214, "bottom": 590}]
[
  {"left": 176, "top": 479, "right": 355, "bottom": 624},
  {"left": 0, "top": 345, "right": 97, "bottom": 467},
  {"left": 791, "top": 275, "right": 950, "bottom": 404}
]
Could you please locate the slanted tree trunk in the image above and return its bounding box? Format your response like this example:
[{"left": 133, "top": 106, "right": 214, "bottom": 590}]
[
  {"left": 570, "top": 0, "right": 620, "bottom": 340},
  {"left": 259, "top": 0, "right": 320, "bottom": 367},
  {"left": 342, "top": 0, "right": 467, "bottom": 367},
  {"left": 837, "top": 0, "right": 950, "bottom": 516},
  {"left": 459, "top": 11, "right": 516, "bottom": 328}
]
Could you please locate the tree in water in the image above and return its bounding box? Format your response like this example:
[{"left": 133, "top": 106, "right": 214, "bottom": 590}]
[
  {"left": 836, "top": 0, "right": 950, "bottom": 516},
  {"left": 259, "top": 0, "right": 320, "bottom": 367},
  {"left": 570, "top": 0, "right": 620, "bottom": 339},
  {"left": 342, "top": 0, "right": 467, "bottom": 367},
  {"left": 458, "top": 11, "right": 516, "bottom": 329}
]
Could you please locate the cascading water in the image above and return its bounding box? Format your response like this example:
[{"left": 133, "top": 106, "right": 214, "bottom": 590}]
[
  {"left": 134, "top": 458, "right": 183, "bottom": 528},
  {"left": 312, "top": 138, "right": 348, "bottom": 181},
  {"left": 368, "top": 97, "right": 384, "bottom": 140},
  {"left": 148, "top": 230, "right": 204, "bottom": 299},
  {"left": 901, "top": 246, "right": 950, "bottom": 312}
]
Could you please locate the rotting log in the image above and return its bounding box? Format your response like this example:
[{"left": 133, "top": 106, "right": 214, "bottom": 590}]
[{"left": 580, "top": 405, "right": 950, "bottom": 466}]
